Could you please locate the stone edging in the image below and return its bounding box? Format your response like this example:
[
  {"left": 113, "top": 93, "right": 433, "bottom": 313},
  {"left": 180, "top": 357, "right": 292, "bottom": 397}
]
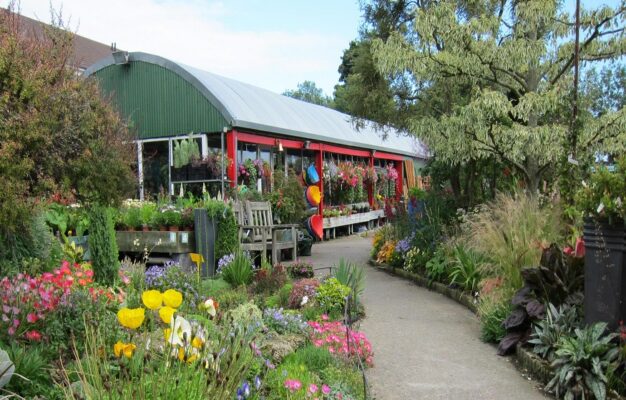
[
  {"left": 368, "top": 261, "right": 478, "bottom": 313},
  {"left": 369, "top": 260, "right": 626, "bottom": 400}
]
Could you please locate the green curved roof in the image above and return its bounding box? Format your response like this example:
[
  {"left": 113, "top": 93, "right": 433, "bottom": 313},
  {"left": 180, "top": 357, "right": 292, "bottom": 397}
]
[{"left": 86, "top": 52, "right": 427, "bottom": 158}]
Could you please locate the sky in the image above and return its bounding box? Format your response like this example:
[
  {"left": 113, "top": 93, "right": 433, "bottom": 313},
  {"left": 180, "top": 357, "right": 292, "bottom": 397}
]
[{"left": 9, "top": 0, "right": 362, "bottom": 95}]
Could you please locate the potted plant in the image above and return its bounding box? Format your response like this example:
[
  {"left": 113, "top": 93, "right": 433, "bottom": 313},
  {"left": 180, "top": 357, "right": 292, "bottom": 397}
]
[
  {"left": 181, "top": 208, "right": 194, "bottom": 231},
  {"left": 123, "top": 206, "right": 142, "bottom": 231},
  {"left": 575, "top": 156, "right": 626, "bottom": 329},
  {"left": 151, "top": 211, "right": 168, "bottom": 232},
  {"left": 163, "top": 209, "right": 182, "bottom": 232},
  {"left": 172, "top": 135, "right": 200, "bottom": 181},
  {"left": 140, "top": 202, "right": 157, "bottom": 232}
]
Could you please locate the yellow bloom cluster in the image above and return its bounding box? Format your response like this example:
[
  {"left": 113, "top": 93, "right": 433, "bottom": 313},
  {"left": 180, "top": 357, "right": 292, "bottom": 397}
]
[
  {"left": 113, "top": 341, "right": 136, "bottom": 358},
  {"left": 117, "top": 308, "right": 145, "bottom": 330}
]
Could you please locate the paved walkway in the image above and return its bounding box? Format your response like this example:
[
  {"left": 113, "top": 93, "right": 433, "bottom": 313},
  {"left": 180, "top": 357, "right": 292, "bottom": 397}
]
[{"left": 299, "top": 234, "right": 547, "bottom": 400}]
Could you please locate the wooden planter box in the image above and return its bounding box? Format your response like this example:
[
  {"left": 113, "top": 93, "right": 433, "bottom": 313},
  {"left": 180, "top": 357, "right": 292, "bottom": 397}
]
[{"left": 116, "top": 231, "right": 195, "bottom": 254}]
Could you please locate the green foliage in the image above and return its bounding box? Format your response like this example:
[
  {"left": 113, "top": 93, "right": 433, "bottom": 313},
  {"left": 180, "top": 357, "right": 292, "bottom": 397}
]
[
  {"left": 120, "top": 206, "right": 142, "bottom": 230},
  {"left": 205, "top": 201, "right": 239, "bottom": 260},
  {"left": 173, "top": 134, "right": 200, "bottom": 168},
  {"left": 252, "top": 265, "right": 289, "bottom": 295},
  {"left": 264, "top": 170, "right": 307, "bottom": 224},
  {"left": 575, "top": 156, "right": 626, "bottom": 224},
  {"left": 448, "top": 245, "right": 483, "bottom": 293},
  {"left": 283, "top": 344, "right": 337, "bottom": 374},
  {"left": 139, "top": 202, "right": 157, "bottom": 227},
  {"left": 547, "top": 323, "right": 619, "bottom": 400},
  {"left": 215, "top": 286, "right": 249, "bottom": 312},
  {"left": 283, "top": 80, "right": 333, "bottom": 108},
  {"left": 198, "top": 277, "right": 232, "bottom": 298},
  {"left": 424, "top": 249, "right": 450, "bottom": 284},
  {"left": 286, "top": 261, "right": 315, "bottom": 279},
  {"left": 0, "top": 10, "right": 134, "bottom": 243},
  {"left": 88, "top": 206, "right": 120, "bottom": 285},
  {"left": 528, "top": 304, "right": 581, "bottom": 362},
  {"left": 224, "top": 302, "right": 264, "bottom": 332},
  {"left": 334, "top": 259, "right": 366, "bottom": 311},
  {"left": 0, "top": 347, "right": 13, "bottom": 389},
  {"left": 317, "top": 278, "right": 351, "bottom": 314},
  {"left": 459, "top": 193, "right": 564, "bottom": 290},
  {"left": 478, "top": 293, "right": 512, "bottom": 343},
  {"left": 221, "top": 251, "right": 253, "bottom": 287},
  {"left": 3, "top": 344, "right": 55, "bottom": 399}
]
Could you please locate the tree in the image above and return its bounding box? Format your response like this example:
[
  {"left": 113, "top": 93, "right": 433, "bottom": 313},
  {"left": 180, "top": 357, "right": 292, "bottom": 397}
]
[
  {"left": 283, "top": 80, "right": 334, "bottom": 107},
  {"left": 345, "top": 0, "right": 626, "bottom": 191},
  {"left": 0, "top": 7, "right": 135, "bottom": 255}
]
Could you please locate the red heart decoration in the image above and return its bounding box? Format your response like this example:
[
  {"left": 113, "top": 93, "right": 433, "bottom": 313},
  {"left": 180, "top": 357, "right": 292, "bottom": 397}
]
[{"left": 309, "top": 215, "right": 323, "bottom": 240}]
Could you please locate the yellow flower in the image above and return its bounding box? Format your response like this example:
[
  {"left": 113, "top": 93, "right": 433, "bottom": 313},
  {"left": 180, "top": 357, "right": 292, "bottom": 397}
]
[
  {"left": 191, "top": 336, "right": 204, "bottom": 349},
  {"left": 117, "top": 307, "right": 145, "bottom": 330},
  {"left": 113, "top": 341, "right": 136, "bottom": 359},
  {"left": 141, "top": 290, "right": 163, "bottom": 310},
  {"left": 164, "top": 328, "right": 172, "bottom": 341},
  {"left": 163, "top": 289, "right": 183, "bottom": 308},
  {"left": 159, "top": 306, "right": 176, "bottom": 324}
]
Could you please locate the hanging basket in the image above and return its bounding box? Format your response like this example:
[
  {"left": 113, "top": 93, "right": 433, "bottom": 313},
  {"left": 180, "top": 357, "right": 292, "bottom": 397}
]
[{"left": 305, "top": 165, "right": 320, "bottom": 185}]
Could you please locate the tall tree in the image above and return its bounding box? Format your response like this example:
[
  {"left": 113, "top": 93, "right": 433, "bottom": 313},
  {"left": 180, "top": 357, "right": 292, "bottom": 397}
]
[
  {"left": 344, "top": 0, "right": 626, "bottom": 191},
  {"left": 0, "top": 8, "right": 136, "bottom": 242},
  {"left": 283, "top": 80, "right": 334, "bottom": 107}
]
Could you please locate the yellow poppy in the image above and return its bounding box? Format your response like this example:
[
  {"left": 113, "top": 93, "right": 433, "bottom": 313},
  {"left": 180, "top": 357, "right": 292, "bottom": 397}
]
[
  {"left": 117, "top": 307, "right": 145, "bottom": 330},
  {"left": 191, "top": 336, "right": 204, "bottom": 349},
  {"left": 163, "top": 289, "right": 183, "bottom": 308},
  {"left": 177, "top": 347, "right": 185, "bottom": 361},
  {"left": 159, "top": 306, "right": 176, "bottom": 324},
  {"left": 141, "top": 290, "right": 163, "bottom": 310},
  {"left": 113, "top": 341, "right": 136, "bottom": 359}
]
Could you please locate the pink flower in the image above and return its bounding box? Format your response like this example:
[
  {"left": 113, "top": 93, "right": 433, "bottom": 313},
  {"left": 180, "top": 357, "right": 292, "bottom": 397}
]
[
  {"left": 26, "top": 313, "right": 38, "bottom": 323},
  {"left": 309, "top": 383, "right": 318, "bottom": 394},
  {"left": 322, "top": 384, "right": 331, "bottom": 395},
  {"left": 284, "top": 379, "right": 302, "bottom": 392},
  {"left": 7, "top": 327, "right": 15, "bottom": 336}
]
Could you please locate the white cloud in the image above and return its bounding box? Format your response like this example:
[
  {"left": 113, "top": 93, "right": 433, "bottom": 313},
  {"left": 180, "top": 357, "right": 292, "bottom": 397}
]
[{"left": 10, "top": 0, "right": 345, "bottom": 94}]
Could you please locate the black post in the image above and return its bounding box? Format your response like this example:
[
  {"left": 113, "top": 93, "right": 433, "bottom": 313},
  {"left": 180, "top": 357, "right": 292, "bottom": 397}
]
[{"left": 583, "top": 220, "right": 626, "bottom": 330}]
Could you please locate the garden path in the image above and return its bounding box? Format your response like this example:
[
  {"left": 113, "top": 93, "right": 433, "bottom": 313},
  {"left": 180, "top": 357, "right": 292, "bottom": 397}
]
[{"left": 299, "top": 234, "right": 548, "bottom": 400}]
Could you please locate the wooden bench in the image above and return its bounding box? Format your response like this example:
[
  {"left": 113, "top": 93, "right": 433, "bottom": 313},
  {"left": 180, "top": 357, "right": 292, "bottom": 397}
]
[{"left": 233, "top": 201, "right": 298, "bottom": 262}]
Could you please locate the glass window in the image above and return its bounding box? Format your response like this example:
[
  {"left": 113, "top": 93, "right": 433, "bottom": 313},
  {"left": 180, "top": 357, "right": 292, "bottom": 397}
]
[
  {"left": 142, "top": 140, "right": 169, "bottom": 199},
  {"left": 238, "top": 143, "right": 258, "bottom": 163},
  {"left": 286, "top": 148, "right": 303, "bottom": 175}
]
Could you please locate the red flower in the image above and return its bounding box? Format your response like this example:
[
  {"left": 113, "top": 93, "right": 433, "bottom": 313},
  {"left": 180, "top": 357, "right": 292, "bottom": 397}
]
[
  {"left": 25, "top": 330, "right": 42, "bottom": 341},
  {"left": 26, "top": 313, "right": 38, "bottom": 323}
]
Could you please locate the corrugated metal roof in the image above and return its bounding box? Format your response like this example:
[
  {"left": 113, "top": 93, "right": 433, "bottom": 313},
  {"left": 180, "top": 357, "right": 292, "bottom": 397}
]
[{"left": 86, "top": 52, "right": 428, "bottom": 158}]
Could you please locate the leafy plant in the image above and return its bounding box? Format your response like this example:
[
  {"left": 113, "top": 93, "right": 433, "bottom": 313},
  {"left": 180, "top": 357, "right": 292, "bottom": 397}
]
[
  {"left": 121, "top": 206, "right": 142, "bottom": 230},
  {"left": 252, "top": 264, "right": 288, "bottom": 294},
  {"left": 528, "top": 304, "right": 581, "bottom": 362},
  {"left": 4, "top": 344, "right": 52, "bottom": 398},
  {"left": 575, "top": 156, "right": 626, "bottom": 224},
  {"left": 88, "top": 205, "right": 120, "bottom": 285},
  {"left": 425, "top": 250, "right": 450, "bottom": 284},
  {"left": 288, "top": 279, "right": 320, "bottom": 309},
  {"left": 317, "top": 278, "right": 351, "bottom": 315},
  {"left": 478, "top": 292, "right": 512, "bottom": 343},
  {"left": 205, "top": 201, "right": 239, "bottom": 260},
  {"left": 497, "top": 244, "right": 584, "bottom": 355},
  {"left": 334, "top": 259, "right": 366, "bottom": 313},
  {"left": 448, "top": 245, "right": 483, "bottom": 293},
  {"left": 547, "top": 323, "right": 619, "bottom": 400},
  {"left": 173, "top": 134, "right": 200, "bottom": 168},
  {"left": 139, "top": 202, "right": 157, "bottom": 228},
  {"left": 286, "top": 261, "right": 315, "bottom": 279},
  {"left": 220, "top": 251, "right": 253, "bottom": 287},
  {"left": 0, "top": 348, "right": 14, "bottom": 389}
]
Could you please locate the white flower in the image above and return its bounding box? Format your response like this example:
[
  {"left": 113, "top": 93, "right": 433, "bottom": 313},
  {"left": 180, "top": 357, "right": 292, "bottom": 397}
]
[
  {"left": 301, "top": 296, "right": 309, "bottom": 306},
  {"left": 169, "top": 316, "right": 192, "bottom": 347},
  {"left": 200, "top": 298, "right": 217, "bottom": 318}
]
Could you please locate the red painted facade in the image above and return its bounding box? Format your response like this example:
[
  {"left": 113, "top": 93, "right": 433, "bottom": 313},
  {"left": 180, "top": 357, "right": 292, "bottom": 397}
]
[{"left": 227, "top": 129, "right": 409, "bottom": 217}]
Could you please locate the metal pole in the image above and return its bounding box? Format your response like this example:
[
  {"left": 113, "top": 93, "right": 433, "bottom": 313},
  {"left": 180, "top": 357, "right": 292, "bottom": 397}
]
[{"left": 571, "top": 0, "right": 581, "bottom": 156}]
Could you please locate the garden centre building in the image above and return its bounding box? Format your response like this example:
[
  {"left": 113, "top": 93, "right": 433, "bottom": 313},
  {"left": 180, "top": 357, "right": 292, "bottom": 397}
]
[{"left": 85, "top": 52, "right": 428, "bottom": 226}]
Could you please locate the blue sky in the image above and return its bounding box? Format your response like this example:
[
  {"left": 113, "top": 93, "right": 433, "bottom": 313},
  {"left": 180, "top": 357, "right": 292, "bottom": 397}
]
[
  {"left": 9, "top": 0, "right": 623, "bottom": 95},
  {"left": 12, "top": 0, "right": 362, "bottom": 95}
]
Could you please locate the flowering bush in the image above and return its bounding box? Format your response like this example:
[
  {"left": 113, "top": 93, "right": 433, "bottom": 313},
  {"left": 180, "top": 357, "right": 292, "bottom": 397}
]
[
  {"left": 376, "top": 240, "right": 397, "bottom": 264},
  {"left": 0, "top": 261, "right": 95, "bottom": 341},
  {"left": 309, "top": 319, "right": 373, "bottom": 367},
  {"left": 288, "top": 278, "right": 320, "bottom": 309},
  {"left": 253, "top": 265, "right": 288, "bottom": 294},
  {"left": 286, "top": 261, "right": 314, "bottom": 279},
  {"left": 263, "top": 308, "right": 309, "bottom": 335}
]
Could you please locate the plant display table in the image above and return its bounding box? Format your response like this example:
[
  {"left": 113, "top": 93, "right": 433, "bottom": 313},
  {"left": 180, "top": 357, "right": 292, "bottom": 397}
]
[
  {"left": 116, "top": 231, "right": 195, "bottom": 254},
  {"left": 323, "top": 210, "right": 385, "bottom": 239}
]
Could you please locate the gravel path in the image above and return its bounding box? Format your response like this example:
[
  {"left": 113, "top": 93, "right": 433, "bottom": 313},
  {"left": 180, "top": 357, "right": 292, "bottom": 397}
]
[{"left": 298, "top": 234, "right": 548, "bottom": 400}]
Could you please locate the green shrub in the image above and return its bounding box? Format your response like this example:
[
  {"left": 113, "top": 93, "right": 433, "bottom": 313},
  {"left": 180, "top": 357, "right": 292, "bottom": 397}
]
[
  {"left": 320, "top": 365, "right": 366, "bottom": 400},
  {"left": 448, "top": 245, "right": 483, "bottom": 292},
  {"left": 478, "top": 292, "right": 512, "bottom": 343},
  {"left": 88, "top": 205, "right": 119, "bottom": 285},
  {"left": 334, "top": 259, "right": 366, "bottom": 313},
  {"left": 225, "top": 302, "right": 264, "bottom": 332},
  {"left": 547, "top": 323, "right": 618, "bottom": 400},
  {"left": 121, "top": 206, "right": 142, "bottom": 230},
  {"left": 221, "top": 251, "right": 253, "bottom": 287},
  {"left": 284, "top": 344, "right": 337, "bottom": 373},
  {"left": 459, "top": 193, "right": 563, "bottom": 290},
  {"left": 528, "top": 303, "right": 581, "bottom": 362},
  {"left": 424, "top": 248, "right": 450, "bottom": 284},
  {"left": 4, "top": 344, "right": 57, "bottom": 399},
  {"left": 205, "top": 201, "right": 239, "bottom": 260},
  {"left": 215, "top": 287, "right": 249, "bottom": 312},
  {"left": 317, "top": 278, "right": 351, "bottom": 314},
  {"left": 263, "top": 357, "right": 319, "bottom": 400},
  {"left": 199, "top": 277, "right": 232, "bottom": 297}
]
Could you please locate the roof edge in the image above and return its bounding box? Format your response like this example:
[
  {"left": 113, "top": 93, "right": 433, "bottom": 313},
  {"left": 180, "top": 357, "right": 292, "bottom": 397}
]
[{"left": 84, "top": 52, "right": 235, "bottom": 125}]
